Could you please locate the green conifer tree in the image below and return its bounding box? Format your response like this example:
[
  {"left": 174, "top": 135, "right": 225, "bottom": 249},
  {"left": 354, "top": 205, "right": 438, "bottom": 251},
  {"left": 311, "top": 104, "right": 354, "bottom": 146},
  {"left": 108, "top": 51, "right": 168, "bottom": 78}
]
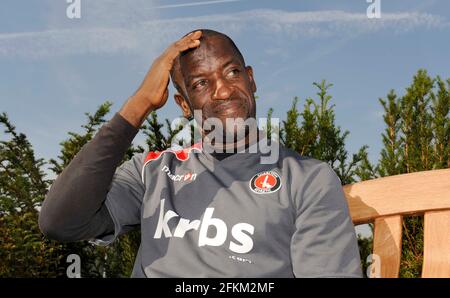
[
  {"left": 376, "top": 70, "right": 449, "bottom": 277},
  {"left": 0, "top": 113, "right": 65, "bottom": 277}
]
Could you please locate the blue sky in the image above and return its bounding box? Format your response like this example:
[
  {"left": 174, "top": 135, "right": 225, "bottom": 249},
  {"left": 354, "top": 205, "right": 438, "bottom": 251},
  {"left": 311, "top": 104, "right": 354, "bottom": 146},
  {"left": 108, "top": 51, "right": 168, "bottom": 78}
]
[{"left": 1, "top": 0, "right": 449, "bottom": 171}]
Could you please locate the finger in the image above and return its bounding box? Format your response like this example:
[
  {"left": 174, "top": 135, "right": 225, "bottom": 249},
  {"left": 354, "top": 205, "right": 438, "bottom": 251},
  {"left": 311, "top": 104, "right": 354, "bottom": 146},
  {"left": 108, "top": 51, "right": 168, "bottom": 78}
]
[
  {"left": 186, "top": 30, "right": 202, "bottom": 40},
  {"left": 166, "top": 39, "right": 199, "bottom": 60},
  {"left": 185, "top": 30, "right": 202, "bottom": 39},
  {"left": 187, "top": 31, "right": 202, "bottom": 45},
  {"left": 176, "top": 30, "right": 202, "bottom": 51},
  {"left": 186, "top": 39, "right": 200, "bottom": 49},
  {"left": 164, "top": 31, "right": 202, "bottom": 62}
]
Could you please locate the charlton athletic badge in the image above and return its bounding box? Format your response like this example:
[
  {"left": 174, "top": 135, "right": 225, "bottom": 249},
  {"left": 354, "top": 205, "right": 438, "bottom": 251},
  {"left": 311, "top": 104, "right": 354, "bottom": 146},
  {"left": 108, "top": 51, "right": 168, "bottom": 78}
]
[{"left": 250, "top": 171, "right": 282, "bottom": 194}]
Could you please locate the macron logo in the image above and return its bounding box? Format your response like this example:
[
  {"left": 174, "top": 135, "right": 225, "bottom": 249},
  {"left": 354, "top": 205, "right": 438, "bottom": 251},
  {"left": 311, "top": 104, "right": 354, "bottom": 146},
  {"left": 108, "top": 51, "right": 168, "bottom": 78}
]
[
  {"left": 154, "top": 199, "right": 255, "bottom": 254},
  {"left": 162, "top": 165, "right": 197, "bottom": 182}
]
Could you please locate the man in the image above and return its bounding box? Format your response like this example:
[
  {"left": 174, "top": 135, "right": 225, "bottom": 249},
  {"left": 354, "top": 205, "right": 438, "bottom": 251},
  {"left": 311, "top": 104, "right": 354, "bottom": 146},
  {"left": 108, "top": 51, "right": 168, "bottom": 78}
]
[{"left": 39, "top": 29, "right": 363, "bottom": 278}]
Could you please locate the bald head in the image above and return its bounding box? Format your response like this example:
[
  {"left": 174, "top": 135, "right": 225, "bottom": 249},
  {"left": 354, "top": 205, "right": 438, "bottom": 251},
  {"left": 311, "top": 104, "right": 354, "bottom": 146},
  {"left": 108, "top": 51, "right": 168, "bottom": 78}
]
[
  {"left": 170, "top": 29, "right": 245, "bottom": 99},
  {"left": 180, "top": 29, "right": 245, "bottom": 65}
]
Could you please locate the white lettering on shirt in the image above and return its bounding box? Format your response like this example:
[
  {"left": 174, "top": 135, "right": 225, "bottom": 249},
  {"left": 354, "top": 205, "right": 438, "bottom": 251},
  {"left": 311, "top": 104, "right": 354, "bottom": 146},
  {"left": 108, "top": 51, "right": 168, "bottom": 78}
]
[{"left": 154, "top": 199, "right": 254, "bottom": 254}]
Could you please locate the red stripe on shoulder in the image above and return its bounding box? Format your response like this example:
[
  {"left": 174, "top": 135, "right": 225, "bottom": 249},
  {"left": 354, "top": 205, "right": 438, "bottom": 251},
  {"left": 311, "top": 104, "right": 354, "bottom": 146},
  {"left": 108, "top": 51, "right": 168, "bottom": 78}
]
[
  {"left": 144, "top": 151, "right": 163, "bottom": 163},
  {"left": 143, "top": 142, "right": 203, "bottom": 164}
]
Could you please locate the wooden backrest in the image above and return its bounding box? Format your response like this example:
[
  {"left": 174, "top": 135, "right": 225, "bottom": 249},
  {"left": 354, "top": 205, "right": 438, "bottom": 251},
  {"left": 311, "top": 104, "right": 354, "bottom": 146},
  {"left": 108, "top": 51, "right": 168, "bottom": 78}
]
[{"left": 342, "top": 168, "right": 450, "bottom": 278}]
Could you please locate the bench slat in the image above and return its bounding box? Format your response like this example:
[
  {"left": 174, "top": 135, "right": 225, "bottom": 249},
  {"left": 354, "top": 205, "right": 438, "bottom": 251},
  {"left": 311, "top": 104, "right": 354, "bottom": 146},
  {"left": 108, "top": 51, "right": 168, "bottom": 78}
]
[
  {"left": 422, "top": 210, "right": 450, "bottom": 277},
  {"left": 343, "top": 168, "right": 450, "bottom": 224},
  {"left": 371, "top": 215, "right": 403, "bottom": 278}
]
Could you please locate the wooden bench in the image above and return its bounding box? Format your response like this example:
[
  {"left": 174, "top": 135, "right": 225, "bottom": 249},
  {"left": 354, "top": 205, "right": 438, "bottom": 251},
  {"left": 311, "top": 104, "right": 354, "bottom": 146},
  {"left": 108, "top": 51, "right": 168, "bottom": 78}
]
[{"left": 343, "top": 168, "right": 450, "bottom": 278}]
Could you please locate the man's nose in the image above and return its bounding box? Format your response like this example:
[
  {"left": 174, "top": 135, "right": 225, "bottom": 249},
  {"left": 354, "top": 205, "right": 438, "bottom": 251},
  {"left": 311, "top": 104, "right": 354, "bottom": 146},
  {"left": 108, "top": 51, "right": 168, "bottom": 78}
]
[{"left": 212, "top": 78, "right": 233, "bottom": 101}]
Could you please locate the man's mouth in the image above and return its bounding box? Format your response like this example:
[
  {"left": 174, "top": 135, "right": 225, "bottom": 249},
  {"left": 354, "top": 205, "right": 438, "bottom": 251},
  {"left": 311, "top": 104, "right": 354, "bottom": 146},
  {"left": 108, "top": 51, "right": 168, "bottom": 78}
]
[{"left": 203, "top": 98, "right": 249, "bottom": 119}]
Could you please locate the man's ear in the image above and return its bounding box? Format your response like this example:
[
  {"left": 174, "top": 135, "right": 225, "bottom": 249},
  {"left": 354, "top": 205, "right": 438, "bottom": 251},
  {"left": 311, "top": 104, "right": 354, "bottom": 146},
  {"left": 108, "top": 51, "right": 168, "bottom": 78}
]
[
  {"left": 245, "top": 66, "right": 257, "bottom": 93},
  {"left": 174, "top": 93, "right": 192, "bottom": 119}
]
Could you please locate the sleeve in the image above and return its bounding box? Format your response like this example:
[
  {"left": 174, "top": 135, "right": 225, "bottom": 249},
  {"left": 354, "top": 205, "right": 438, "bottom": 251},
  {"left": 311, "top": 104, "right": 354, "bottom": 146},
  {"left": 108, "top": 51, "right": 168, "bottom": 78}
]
[
  {"left": 290, "top": 162, "right": 363, "bottom": 278},
  {"left": 91, "top": 153, "right": 145, "bottom": 246},
  {"left": 39, "top": 113, "right": 141, "bottom": 243}
]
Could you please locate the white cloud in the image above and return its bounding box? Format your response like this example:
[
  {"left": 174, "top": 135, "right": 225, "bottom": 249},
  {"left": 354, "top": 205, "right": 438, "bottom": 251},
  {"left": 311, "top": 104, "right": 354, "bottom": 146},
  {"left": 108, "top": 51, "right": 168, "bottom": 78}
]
[
  {"left": 0, "top": 9, "right": 447, "bottom": 59},
  {"left": 0, "top": 28, "right": 139, "bottom": 58},
  {"left": 154, "top": 0, "right": 246, "bottom": 10}
]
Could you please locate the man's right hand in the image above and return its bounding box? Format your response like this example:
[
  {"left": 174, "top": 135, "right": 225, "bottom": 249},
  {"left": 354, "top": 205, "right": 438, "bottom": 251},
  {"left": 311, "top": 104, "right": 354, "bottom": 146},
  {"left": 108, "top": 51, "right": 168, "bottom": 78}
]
[{"left": 119, "top": 31, "right": 202, "bottom": 128}]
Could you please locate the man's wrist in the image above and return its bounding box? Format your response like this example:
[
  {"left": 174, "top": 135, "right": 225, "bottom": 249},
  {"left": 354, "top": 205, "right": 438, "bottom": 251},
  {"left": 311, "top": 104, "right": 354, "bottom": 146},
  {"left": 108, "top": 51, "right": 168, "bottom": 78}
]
[{"left": 119, "top": 95, "right": 155, "bottom": 128}]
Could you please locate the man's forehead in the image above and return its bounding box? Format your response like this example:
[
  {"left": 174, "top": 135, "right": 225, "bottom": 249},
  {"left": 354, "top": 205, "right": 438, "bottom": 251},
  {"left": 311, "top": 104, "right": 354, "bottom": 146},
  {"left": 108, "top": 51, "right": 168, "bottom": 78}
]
[
  {"left": 180, "top": 40, "right": 242, "bottom": 79},
  {"left": 181, "top": 36, "right": 240, "bottom": 66}
]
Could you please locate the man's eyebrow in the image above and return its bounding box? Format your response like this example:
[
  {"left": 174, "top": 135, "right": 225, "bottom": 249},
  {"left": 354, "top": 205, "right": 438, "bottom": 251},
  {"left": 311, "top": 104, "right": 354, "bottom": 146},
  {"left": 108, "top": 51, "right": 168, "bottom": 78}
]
[
  {"left": 186, "top": 73, "right": 204, "bottom": 85},
  {"left": 221, "top": 59, "right": 240, "bottom": 70}
]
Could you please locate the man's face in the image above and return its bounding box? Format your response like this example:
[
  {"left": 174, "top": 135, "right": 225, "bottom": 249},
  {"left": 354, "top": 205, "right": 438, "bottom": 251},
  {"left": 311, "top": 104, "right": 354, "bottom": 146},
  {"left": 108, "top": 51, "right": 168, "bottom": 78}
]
[{"left": 179, "top": 36, "right": 257, "bottom": 130}]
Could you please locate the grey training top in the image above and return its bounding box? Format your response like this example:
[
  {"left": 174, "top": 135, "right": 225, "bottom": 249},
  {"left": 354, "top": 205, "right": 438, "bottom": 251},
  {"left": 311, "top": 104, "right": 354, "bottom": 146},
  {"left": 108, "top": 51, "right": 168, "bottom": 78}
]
[{"left": 89, "top": 119, "right": 362, "bottom": 278}]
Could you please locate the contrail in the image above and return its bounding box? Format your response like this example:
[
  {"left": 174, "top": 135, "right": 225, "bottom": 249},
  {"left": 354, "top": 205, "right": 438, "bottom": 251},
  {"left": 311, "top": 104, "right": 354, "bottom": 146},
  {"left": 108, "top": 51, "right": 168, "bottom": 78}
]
[{"left": 154, "top": 0, "right": 245, "bottom": 9}]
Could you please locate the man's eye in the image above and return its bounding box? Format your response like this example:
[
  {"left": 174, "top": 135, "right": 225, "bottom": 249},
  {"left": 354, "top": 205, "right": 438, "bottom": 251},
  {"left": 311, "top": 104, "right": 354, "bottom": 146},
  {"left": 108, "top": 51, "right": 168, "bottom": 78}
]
[
  {"left": 193, "top": 80, "right": 207, "bottom": 89},
  {"left": 227, "top": 69, "right": 240, "bottom": 78}
]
